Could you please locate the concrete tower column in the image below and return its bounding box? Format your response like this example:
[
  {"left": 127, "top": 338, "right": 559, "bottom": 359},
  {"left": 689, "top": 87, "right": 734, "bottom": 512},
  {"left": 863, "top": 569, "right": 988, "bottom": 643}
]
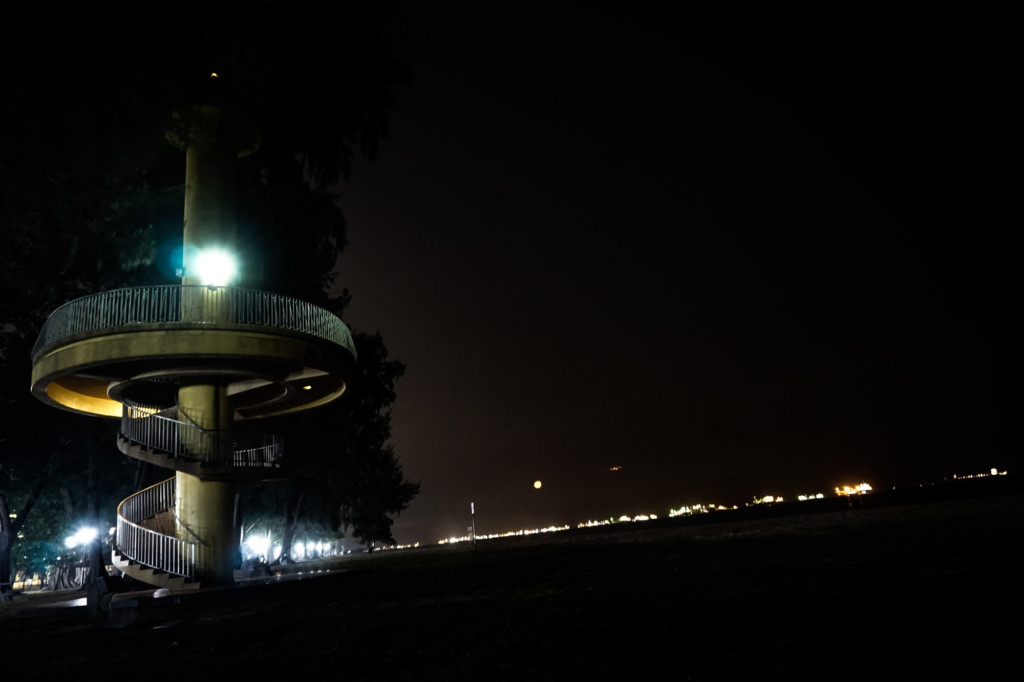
[
  {"left": 182, "top": 105, "right": 239, "bottom": 264},
  {"left": 173, "top": 103, "right": 256, "bottom": 584}
]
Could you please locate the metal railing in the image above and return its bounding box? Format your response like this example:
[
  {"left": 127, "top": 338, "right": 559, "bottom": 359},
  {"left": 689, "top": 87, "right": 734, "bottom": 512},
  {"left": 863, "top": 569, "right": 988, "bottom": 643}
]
[
  {"left": 116, "top": 478, "right": 196, "bottom": 578},
  {"left": 121, "top": 401, "right": 283, "bottom": 469},
  {"left": 31, "top": 285, "right": 356, "bottom": 361}
]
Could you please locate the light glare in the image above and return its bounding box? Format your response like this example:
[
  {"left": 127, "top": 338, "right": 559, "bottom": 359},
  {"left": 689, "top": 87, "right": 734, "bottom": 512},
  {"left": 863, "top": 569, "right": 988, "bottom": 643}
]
[
  {"left": 64, "top": 527, "right": 98, "bottom": 548},
  {"left": 193, "top": 248, "right": 237, "bottom": 286}
]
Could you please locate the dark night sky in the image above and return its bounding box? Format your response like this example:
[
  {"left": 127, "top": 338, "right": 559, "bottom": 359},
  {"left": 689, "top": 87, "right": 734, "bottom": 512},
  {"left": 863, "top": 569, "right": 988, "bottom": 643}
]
[{"left": 333, "top": 4, "right": 1017, "bottom": 544}]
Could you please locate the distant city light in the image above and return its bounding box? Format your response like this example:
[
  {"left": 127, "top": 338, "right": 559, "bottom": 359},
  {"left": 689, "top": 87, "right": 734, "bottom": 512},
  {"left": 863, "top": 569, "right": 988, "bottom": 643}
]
[
  {"left": 440, "top": 512, "right": 668, "bottom": 544},
  {"left": 836, "top": 483, "right": 873, "bottom": 496},
  {"left": 952, "top": 468, "right": 1007, "bottom": 480},
  {"left": 669, "top": 503, "right": 736, "bottom": 517},
  {"left": 440, "top": 524, "right": 571, "bottom": 544},
  {"left": 533, "top": 480, "right": 542, "bottom": 490},
  {"left": 230, "top": 468, "right": 1013, "bottom": 551}
]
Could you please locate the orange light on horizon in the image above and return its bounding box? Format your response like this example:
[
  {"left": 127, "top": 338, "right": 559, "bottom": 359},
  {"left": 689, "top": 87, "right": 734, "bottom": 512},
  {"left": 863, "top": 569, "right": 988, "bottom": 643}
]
[{"left": 836, "top": 483, "right": 873, "bottom": 496}]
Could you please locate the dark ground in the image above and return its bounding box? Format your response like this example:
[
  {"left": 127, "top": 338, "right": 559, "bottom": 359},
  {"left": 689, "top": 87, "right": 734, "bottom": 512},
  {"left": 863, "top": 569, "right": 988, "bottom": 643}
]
[{"left": 3, "top": 489, "right": 1020, "bottom": 680}]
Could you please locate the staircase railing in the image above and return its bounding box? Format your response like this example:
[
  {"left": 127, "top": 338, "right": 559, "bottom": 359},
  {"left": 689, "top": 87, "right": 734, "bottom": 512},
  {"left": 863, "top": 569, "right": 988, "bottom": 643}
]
[
  {"left": 116, "top": 478, "right": 196, "bottom": 578},
  {"left": 121, "top": 401, "right": 283, "bottom": 469}
]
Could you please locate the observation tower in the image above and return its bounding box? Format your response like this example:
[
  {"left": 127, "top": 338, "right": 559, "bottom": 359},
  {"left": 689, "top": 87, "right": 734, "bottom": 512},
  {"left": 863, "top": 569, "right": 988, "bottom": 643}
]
[{"left": 29, "top": 104, "right": 355, "bottom": 589}]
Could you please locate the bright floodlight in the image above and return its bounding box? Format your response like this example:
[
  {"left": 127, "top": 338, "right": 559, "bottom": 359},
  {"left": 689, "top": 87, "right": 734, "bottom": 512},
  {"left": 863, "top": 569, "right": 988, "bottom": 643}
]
[
  {"left": 193, "top": 248, "right": 237, "bottom": 286},
  {"left": 64, "top": 526, "right": 98, "bottom": 548},
  {"left": 244, "top": 532, "right": 271, "bottom": 559}
]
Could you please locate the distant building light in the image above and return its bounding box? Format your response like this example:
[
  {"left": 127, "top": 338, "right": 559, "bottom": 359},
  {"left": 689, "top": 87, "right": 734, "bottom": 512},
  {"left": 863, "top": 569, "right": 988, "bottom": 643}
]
[{"left": 835, "top": 483, "right": 872, "bottom": 496}]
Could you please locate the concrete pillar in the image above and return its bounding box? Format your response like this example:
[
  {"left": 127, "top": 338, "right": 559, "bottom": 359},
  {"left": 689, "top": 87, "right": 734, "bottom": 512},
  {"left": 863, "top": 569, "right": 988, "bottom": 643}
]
[
  {"left": 176, "top": 381, "right": 235, "bottom": 583},
  {"left": 179, "top": 105, "right": 240, "bottom": 323},
  {"left": 177, "top": 383, "right": 232, "bottom": 462},
  {"left": 172, "top": 103, "right": 255, "bottom": 585},
  {"left": 175, "top": 471, "right": 237, "bottom": 584},
  {"left": 182, "top": 104, "right": 239, "bottom": 282}
]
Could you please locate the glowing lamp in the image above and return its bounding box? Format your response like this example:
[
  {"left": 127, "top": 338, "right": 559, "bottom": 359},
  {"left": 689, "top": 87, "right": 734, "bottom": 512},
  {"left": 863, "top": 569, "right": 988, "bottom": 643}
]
[
  {"left": 64, "top": 526, "right": 98, "bottom": 548},
  {"left": 193, "top": 248, "right": 237, "bottom": 286}
]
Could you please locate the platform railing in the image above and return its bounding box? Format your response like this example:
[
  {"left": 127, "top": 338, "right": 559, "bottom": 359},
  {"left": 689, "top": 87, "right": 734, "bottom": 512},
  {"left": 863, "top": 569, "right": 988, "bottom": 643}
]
[
  {"left": 116, "top": 478, "right": 196, "bottom": 578},
  {"left": 121, "top": 401, "right": 283, "bottom": 469},
  {"left": 30, "top": 284, "right": 355, "bottom": 361}
]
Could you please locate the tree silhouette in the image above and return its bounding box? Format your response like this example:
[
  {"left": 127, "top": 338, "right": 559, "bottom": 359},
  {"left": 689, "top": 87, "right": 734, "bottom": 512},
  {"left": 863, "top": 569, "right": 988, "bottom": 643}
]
[
  {"left": 330, "top": 333, "right": 420, "bottom": 550},
  {"left": 339, "top": 445, "right": 421, "bottom": 551},
  {"left": 241, "top": 331, "right": 419, "bottom": 557}
]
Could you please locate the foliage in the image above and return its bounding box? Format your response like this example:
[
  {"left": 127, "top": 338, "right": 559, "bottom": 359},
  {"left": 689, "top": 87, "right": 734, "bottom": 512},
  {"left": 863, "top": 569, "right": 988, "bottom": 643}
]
[
  {"left": 338, "top": 444, "right": 421, "bottom": 550},
  {"left": 333, "top": 333, "right": 420, "bottom": 548},
  {"left": 0, "top": 404, "right": 135, "bottom": 587},
  {"left": 242, "top": 331, "right": 419, "bottom": 554}
]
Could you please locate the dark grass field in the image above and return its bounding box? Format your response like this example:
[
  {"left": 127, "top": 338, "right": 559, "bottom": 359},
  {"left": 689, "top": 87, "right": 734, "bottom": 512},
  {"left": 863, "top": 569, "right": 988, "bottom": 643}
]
[{"left": 3, "top": 492, "right": 1020, "bottom": 680}]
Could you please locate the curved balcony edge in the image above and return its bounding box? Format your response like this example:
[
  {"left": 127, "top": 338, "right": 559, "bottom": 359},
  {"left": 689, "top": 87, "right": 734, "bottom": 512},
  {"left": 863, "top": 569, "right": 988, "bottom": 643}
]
[{"left": 30, "top": 285, "right": 356, "bottom": 362}]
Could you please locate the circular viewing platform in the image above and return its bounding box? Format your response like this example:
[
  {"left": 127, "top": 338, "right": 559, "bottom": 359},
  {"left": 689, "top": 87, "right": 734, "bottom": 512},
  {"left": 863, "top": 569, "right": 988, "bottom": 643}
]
[{"left": 30, "top": 285, "right": 357, "bottom": 419}]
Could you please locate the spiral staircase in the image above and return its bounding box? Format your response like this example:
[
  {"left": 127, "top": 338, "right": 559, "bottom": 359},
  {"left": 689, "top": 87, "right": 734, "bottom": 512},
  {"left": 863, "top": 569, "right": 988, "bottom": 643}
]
[
  {"left": 28, "top": 99, "right": 356, "bottom": 602},
  {"left": 30, "top": 284, "right": 356, "bottom": 590}
]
